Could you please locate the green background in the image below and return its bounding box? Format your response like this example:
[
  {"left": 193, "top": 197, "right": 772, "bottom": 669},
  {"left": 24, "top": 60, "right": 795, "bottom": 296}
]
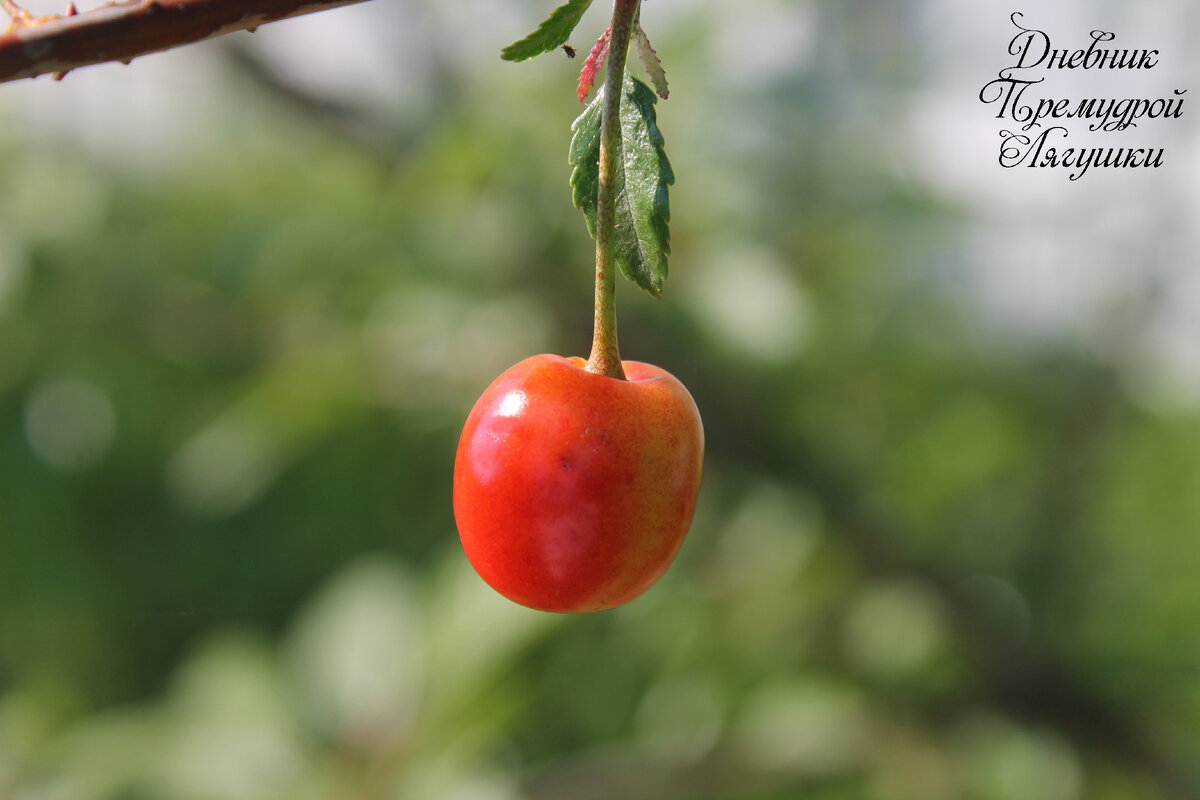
[{"left": 1, "top": 1, "right": 1198, "bottom": 798}]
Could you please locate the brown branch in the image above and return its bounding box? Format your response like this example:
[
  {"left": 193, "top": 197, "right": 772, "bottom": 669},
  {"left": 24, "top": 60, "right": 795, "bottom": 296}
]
[{"left": 0, "top": 0, "right": 371, "bottom": 83}]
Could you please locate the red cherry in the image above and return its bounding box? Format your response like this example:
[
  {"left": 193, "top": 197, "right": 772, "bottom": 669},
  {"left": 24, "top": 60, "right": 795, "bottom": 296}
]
[{"left": 453, "top": 354, "right": 704, "bottom": 613}]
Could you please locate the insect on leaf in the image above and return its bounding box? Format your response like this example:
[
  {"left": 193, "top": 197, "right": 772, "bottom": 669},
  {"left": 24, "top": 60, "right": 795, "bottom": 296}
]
[{"left": 501, "top": 0, "right": 594, "bottom": 62}]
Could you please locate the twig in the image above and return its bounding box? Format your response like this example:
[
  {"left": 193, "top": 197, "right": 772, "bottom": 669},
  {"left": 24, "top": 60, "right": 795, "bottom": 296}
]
[{"left": 0, "top": 0, "right": 370, "bottom": 83}]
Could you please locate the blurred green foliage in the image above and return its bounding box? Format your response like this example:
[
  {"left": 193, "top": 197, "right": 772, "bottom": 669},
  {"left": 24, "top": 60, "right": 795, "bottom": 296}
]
[{"left": 0, "top": 3, "right": 1199, "bottom": 799}]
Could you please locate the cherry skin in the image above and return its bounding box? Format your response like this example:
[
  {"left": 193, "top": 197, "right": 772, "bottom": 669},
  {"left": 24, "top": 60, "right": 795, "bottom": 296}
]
[{"left": 453, "top": 354, "right": 704, "bottom": 613}]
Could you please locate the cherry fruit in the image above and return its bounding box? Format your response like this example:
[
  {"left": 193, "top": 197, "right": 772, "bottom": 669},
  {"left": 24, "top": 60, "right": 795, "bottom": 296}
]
[{"left": 453, "top": 354, "right": 703, "bottom": 612}]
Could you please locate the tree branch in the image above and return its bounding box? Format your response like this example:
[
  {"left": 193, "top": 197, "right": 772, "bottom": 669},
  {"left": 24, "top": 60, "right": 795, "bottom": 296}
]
[{"left": 0, "top": 0, "right": 370, "bottom": 83}]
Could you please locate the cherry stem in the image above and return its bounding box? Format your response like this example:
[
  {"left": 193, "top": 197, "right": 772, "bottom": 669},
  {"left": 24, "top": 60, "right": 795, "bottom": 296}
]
[{"left": 584, "top": 0, "right": 640, "bottom": 380}]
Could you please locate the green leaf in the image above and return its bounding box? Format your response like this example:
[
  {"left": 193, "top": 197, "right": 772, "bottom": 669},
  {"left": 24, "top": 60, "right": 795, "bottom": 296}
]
[
  {"left": 569, "top": 74, "right": 674, "bottom": 297},
  {"left": 568, "top": 90, "right": 604, "bottom": 236},
  {"left": 633, "top": 25, "right": 669, "bottom": 99},
  {"left": 501, "top": 0, "right": 593, "bottom": 62}
]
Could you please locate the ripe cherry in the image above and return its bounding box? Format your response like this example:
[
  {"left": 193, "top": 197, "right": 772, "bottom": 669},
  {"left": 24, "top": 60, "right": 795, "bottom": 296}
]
[{"left": 453, "top": 354, "right": 704, "bottom": 613}]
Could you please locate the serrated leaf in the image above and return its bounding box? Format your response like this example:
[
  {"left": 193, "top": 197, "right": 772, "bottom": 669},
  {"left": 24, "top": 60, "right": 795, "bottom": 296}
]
[
  {"left": 568, "top": 90, "right": 604, "bottom": 238},
  {"left": 577, "top": 25, "right": 611, "bottom": 102},
  {"left": 633, "top": 25, "right": 669, "bottom": 99},
  {"left": 501, "top": 0, "right": 593, "bottom": 62},
  {"left": 569, "top": 74, "right": 674, "bottom": 297}
]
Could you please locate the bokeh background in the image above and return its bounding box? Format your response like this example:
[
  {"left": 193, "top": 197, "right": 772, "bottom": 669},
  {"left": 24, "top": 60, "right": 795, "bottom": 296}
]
[{"left": 2, "top": 0, "right": 1200, "bottom": 798}]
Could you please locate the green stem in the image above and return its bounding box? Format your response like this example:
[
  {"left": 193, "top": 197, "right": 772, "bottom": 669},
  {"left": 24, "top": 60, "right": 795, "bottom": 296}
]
[{"left": 584, "top": 0, "right": 640, "bottom": 380}]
